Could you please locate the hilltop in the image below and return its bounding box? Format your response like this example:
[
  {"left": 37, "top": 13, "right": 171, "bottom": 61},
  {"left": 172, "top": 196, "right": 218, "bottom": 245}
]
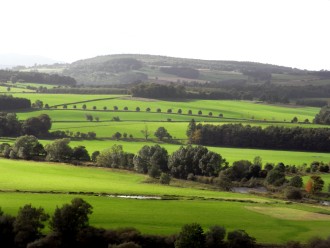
[{"left": 23, "top": 54, "right": 329, "bottom": 86}]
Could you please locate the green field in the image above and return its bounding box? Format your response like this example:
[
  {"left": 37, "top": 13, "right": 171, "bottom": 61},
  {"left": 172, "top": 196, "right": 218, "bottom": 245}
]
[
  {"left": 0, "top": 158, "right": 330, "bottom": 243},
  {"left": 0, "top": 86, "right": 34, "bottom": 93},
  {"left": 11, "top": 94, "right": 327, "bottom": 143},
  {"left": 2, "top": 93, "right": 330, "bottom": 243},
  {"left": 12, "top": 94, "right": 319, "bottom": 121}
]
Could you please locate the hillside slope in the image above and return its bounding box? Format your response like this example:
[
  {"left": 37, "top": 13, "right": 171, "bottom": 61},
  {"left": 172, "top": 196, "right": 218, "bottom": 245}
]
[{"left": 62, "top": 54, "right": 312, "bottom": 84}]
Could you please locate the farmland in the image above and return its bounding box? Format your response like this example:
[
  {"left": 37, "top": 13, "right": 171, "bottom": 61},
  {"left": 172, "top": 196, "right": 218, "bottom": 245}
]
[
  {"left": 1, "top": 93, "right": 329, "bottom": 165},
  {"left": 1, "top": 90, "right": 330, "bottom": 245},
  {"left": 1, "top": 158, "right": 330, "bottom": 243}
]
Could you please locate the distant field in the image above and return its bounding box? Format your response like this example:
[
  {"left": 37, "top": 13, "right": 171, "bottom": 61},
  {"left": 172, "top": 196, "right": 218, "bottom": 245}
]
[
  {"left": 0, "top": 159, "right": 330, "bottom": 243},
  {"left": 12, "top": 94, "right": 320, "bottom": 122},
  {"left": 0, "top": 94, "right": 327, "bottom": 166},
  {"left": 0, "top": 86, "right": 34, "bottom": 93},
  {"left": 12, "top": 93, "right": 125, "bottom": 107}
]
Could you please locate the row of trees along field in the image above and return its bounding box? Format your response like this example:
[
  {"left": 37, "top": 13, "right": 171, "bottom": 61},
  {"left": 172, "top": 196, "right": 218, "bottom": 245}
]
[
  {"left": 1, "top": 136, "right": 329, "bottom": 199},
  {"left": 0, "top": 112, "right": 96, "bottom": 140},
  {"left": 129, "top": 82, "right": 330, "bottom": 104},
  {"left": 187, "top": 120, "right": 330, "bottom": 152},
  {"left": 0, "top": 70, "right": 76, "bottom": 86},
  {"left": 0, "top": 95, "right": 31, "bottom": 111},
  {"left": 0, "top": 113, "right": 50, "bottom": 137}
]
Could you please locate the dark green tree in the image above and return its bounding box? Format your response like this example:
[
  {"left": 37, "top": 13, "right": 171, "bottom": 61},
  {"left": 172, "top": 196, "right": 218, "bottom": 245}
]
[
  {"left": 205, "top": 225, "right": 226, "bottom": 248},
  {"left": 310, "top": 175, "right": 324, "bottom": 193},
  {"left": 91, "top": 151, "right": 100, "bottom": 162},
  {"left": 133, "top": 145, "right": 168, "bottom": 174},
  {"left": 160, "top": 173, "right": 171, "bottom": 185},
  {"left": 12, "top": 135, "right": 45, "bottom": 159},
  {"left": 175, "top": 223, "right": 205, "bottom": 248},
  {"left": 50, "top": 198, "right": 92, "bottom": 244},
  {"left": 186, "top": 119, "right": 196, "bottom": 137},
  {"left": 289, "top": 176, "right": 303, "bottom": 188},
  {"left": 265, "top": 168, "right": 286, "bottom": 186},
  {"left": 0, "top": 209, "right": 15, "bottom": 247},
  {"left": 113, "top": 132, "right": 122, "bottom": 140},
  {"left": 227, "top": 230, "right": 256, "bottom": 248},
  {"left": 13, "top": 204, "right": 49, "bottom": 248},
  {"left": 72, "top": 146, "right": 90, "bottom": 161},
  {"left": 44, "top": 138, "right": 73, "bottom": 162},
  {"left": 154, "top": 127, "right": 172, "bottom": 141}
]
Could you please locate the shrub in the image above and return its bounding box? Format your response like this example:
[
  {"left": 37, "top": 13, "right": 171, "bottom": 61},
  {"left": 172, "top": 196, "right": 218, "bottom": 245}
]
[
  {"left": 227, "top": 229, "right": 256, "bottom": 248},
  {"left": 160, "top": 173, "right": 171, "bottom": 185},
  {"left": 289, "top": 176, "right": 303, "bottom": 188},
  {"left": 148, "top": 164, "right": 161, "bottom": 178},
  {"left": 284, "top": 186, "right": 303, "bottom": 200}
]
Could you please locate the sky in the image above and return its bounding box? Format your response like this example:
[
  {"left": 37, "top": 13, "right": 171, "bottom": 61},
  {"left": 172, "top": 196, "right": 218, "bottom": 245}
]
[{"left": 0, "top": 0, "right": 329, "bottom": 70}]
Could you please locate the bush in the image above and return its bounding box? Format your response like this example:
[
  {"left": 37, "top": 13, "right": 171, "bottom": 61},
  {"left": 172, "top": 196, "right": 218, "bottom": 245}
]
[
  {"left": 148, "top": 164, "right": 161, "bottom": 178},
  {"left": 289, "top": 176, "right": 303, "bottom": 188},
  {"left": 175, "top": 223, "right": 205, "bottom": 248},
  {"left": 187, "top": 173, "right": 196, "bottom": 181},
  {"left": 284, "top": 186, "right": 303, "bottom": 200},
  {"left": 227, "top": 229, "right": 256, "bottom": 248},
  {"left": 160, "top": 173, "right": 171, "bottom": 185}
]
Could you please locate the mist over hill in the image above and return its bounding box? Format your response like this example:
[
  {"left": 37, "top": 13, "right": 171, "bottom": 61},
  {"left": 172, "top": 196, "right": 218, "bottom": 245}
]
[{"left": 0, "top": 53, "right": 60, "bottom": 68}]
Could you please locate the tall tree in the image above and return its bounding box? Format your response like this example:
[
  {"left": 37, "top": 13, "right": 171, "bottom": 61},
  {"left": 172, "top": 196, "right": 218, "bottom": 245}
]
[
  {"left": 13, "top": 204, "right": 49, "bottom": 248},
  {"left": 175, "top": 223, "right": 205, "bottom": 248},
  {"left": 44, "top": 138, "right": 73, "bottom": 162},
  {"left": 50, "top": 198, "right": 92, "bottom": 245}
]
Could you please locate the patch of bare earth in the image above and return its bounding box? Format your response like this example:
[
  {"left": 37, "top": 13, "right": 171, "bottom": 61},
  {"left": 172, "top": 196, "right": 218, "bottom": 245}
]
[{"left": 245, "top": 206, "right": 330, "bottom": 221}]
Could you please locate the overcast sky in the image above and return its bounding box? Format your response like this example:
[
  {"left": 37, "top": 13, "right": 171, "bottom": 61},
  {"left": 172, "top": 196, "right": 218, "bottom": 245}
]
[{"left": 0, "top": 0, "right": 329, "bottom": 70}]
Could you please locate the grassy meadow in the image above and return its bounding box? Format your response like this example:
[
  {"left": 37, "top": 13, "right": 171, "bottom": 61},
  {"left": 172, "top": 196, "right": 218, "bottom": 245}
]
[
  {"left": 1, "top": 158, "right": 330, "bottom": 243},
  {"left": 13, "top": 93, "right": 319, "bottom": 121}
]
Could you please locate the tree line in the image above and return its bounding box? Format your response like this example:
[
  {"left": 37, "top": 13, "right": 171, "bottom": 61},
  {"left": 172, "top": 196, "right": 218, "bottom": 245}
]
[
  {"left": 187, "top": 121, "right": 330, "bottom": 152},
  {"left": 160, "top": 66, "right": 200, "bottom": 79},
  {"left": 0, "top": 113, "right": 51, "bottom": 137},
  {"left": 0, "top": 95, "right": 31, "bottom": 111},
  {"left": 0, "top": 70, "right": 76, "bottom": 86},
  {"left": 1, "top": 135, "right": 327, "bottom": 195},
  {"left": 314, "top": 105, "right": 330, "bottom": 125}
]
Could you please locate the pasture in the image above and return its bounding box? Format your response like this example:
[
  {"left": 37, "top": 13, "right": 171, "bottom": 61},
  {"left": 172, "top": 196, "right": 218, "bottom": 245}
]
[
  {"left": 1, "top": 93, "right": 330, "bottom": 244},
  {"left": 12, "top": 93, "right": 320, "bottom": 121},
  {"left": 1, "top": 159, "right": 330, "bottom": 243}
]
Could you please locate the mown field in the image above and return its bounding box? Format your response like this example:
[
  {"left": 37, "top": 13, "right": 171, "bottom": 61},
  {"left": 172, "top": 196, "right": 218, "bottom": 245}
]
[{"left": 0, "top": 158, "right": 330, "bottom": 243}]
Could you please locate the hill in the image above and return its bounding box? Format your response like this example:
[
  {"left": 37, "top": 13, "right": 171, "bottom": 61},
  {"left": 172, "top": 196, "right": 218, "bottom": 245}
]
[{"left": 62, "top": 54, "right": 307, "bottom": 84}]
